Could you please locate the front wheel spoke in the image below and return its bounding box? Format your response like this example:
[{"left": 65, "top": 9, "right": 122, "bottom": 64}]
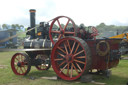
[
  {"left": 14, "top": 62, "right": 17, "bottom": 65},
  {"left": 18, "top": 55, "right": 21, "bottom": 61},
  {"left": 18, "top": 56, "right": 21, "bottom": 61},
  {"left": 73, "top": 50, "right": 84, "bottom": 57},
  {"left": 60, "top": 63, "right": 68, "bottom": 73},
  {"left": 21, "top": 56, "right": 24, "bottom": 61},
  {"left": 20, "top": 67, "right": 24, "bottom": 73},
  {"left": 23, "top": 66, "right": 26, "bottom": 71},
  {"left": 59, "top": 61, "right": 66, "bottom": 67},
  {"left": 57, "top": 47, "right": 66, "bottom": 54},
  {"left": 76, "top": 56, "right": 85, "bottom": 59},
  {"left": 18, "top": 68, "right": 20, "bottom": 73},
  {"left": 74, "top": 59, "right": 85, "bottom": 64},
  {"left": 15, "top": 58, "right": 20, "bottom": 61},
  {"left": 75, "top": 62, "right": 82, "bottom": 72},
  {"left": 54, "top": 58, "right": 64, "bottom": 61},
  {"left": 16, "top": 66, "right": 19, "bottom": 71},
  {"left": 20, "top": 55, "right": 23, "bottom": 61}
]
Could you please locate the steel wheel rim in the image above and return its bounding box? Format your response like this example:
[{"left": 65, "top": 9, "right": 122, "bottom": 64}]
[
  {"left": 51, "top": 37, "right": 87, "bottom": 80},
  {"left": 49, "top": 16, "right": 76, "bottom": 45},
  {"left": 11, "top": 53, "right": 30, "bottom": 75}
]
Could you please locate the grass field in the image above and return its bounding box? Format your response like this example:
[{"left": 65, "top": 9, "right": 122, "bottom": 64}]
[{"left": 0, "top": 52, "right": 128, "bottom": 85}]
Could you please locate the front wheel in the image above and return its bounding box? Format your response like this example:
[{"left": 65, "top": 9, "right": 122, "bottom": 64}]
[{"left": 11, "top": 53, "right": 31, "bottom": 75}]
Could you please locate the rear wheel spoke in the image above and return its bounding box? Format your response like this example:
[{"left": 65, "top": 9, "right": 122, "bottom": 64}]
[
  {"left": 54, "top": 58, "right": 64, "bottom": 61},
  {"left": 57, "top": 52, "right": 66, "bottom": 58},
  {"left": 67, "top": 40, "right": 71, "bottom": 51},
  {"left": 73, "top": 50, "right": 84, "bottom": 57},
  {"left": 59, "top": 61, "right": 66, "bottom": 67},
  {"left": 72, "top": 63, "right": 79, "bottom": 74},
  {"left": 60, "top": 64, "right": 68, "bottom": 73},
  {"left": 70, "top": 63, "right": 73, "bottom": 78},
  {"left": 76, "top": 56, "right": 85, "bottom": 59},
  {"left": 67, "top": 63, "right": 70, "bottom": 76},
  {"left": 74, "top": 44, "right": 79, "bottom": 54},
  {"left": 74, "top": 59, "right": 85, "bottom": 64},
  {"left": 57, "top": 47, "right": 66, "bottom": 54},
  {"left": 64, "top": 43, "right": 68, "bottom": 54},
  {"left": 70, "top": 42, "right": 76, "bottom": 54},
  {"left": 75, "top": 62, "right": 82, "bottom": 72}
]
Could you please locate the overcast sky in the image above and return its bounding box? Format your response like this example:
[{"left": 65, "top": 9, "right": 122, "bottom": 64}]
[{"left": 0, "top": 0, "right": 128, "bottom": 27}]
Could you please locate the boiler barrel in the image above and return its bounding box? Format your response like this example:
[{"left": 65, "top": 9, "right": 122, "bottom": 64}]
[{"left": 24, "top": 39, "right": 53, "bottom": 48}]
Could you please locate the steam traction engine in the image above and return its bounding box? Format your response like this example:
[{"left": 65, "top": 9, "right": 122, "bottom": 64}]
[{"left": 11, "top": 9, "right": 122, "bottom": 81}]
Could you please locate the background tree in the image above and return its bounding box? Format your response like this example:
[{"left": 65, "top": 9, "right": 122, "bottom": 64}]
[{"left": 2, "top": 24, "right": 9, "bottom": 30}]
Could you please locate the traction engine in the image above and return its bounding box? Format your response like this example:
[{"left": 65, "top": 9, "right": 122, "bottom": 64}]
[{"left": 11, "top": 9, "right": 122, "bottom": 81}]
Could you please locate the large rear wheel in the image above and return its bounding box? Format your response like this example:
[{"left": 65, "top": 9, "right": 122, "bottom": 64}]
[{"left": 51, "top": 37, "right": 91, "bottom": 81}]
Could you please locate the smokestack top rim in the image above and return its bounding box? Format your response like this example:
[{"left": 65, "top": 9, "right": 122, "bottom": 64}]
[{"left": 29, "top": 9, "right": 36, "bottom": 12}]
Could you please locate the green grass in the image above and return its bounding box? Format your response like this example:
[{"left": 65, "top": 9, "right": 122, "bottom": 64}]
[
  {"left": 0, "top": 52, "right": 128, "bottom": 85},
  {"left": 17, "top": 32, "right": 26, "bottom": 38}
]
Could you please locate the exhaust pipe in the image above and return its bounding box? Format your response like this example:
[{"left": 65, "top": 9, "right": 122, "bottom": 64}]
[{"left": 29, "top": 9, "right": 36, "bottom": 39}]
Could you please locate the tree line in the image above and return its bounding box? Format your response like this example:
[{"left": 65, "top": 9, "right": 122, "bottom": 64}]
[{"left": 0, "top": 24, "right": 24, "bottom": 31}]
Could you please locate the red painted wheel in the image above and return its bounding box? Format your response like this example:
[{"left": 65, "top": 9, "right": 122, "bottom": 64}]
[
  {"left": 35, "top": 54, "right": 51, "bottom": 70},
  {"left": 51, "top": 37, "right": 91, "bottom": 81},
  {"left": 49, "top": 16, "right": 76, "bottom": 45},
  {"left": 11, "top": 53, "right": 31, "bottom": 75}
]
